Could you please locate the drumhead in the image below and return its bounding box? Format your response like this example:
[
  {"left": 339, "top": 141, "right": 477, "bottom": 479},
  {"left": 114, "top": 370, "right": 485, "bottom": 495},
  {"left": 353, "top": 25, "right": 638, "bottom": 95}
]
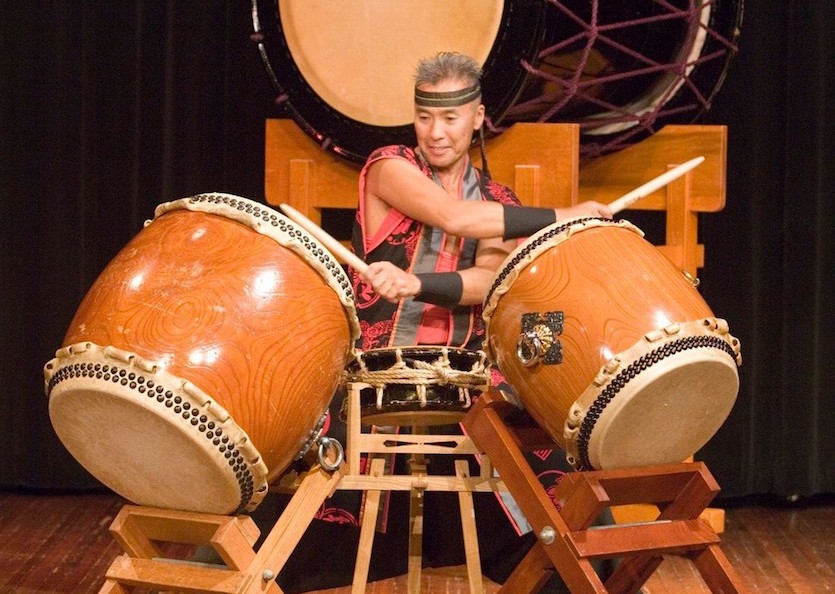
[
  {"left": 251, "top": 0, "right": 545, "bottom": 163},
  {"left": 45, "top": 343, "right": 270, "bottom": 515},
  {"left": 279, "top": 2, "right": 503, "bottom": 128},
  {"left": 569, "top": 332, "right": 741, "bottom": 470}
]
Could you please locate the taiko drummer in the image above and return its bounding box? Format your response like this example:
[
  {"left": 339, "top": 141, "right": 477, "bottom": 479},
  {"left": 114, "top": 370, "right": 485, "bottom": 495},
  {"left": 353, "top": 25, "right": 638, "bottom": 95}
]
[{"left": 354, "top": 51, "right": 611, "bottom": 351}]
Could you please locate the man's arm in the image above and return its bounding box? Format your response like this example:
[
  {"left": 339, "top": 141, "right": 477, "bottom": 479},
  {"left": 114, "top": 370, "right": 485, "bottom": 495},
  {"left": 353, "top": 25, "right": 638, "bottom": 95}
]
[
  {"left": 363, "top": 158, "right": 612, "bottom": 241},
  {"left": 457, "top": 235, "right": 516, "bottom": 305},
  {"left": 361, "top": 235, "right": 515, "bottom": 305}
]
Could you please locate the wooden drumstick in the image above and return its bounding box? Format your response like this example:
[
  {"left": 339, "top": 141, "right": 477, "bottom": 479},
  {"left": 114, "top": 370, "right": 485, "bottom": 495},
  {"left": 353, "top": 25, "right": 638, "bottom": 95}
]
[
  {"left": 607, "top": 156, "right": 705, "bottom": 215},
  {"left": 278, "top": 203, "right": 369, "bottom": 273}
]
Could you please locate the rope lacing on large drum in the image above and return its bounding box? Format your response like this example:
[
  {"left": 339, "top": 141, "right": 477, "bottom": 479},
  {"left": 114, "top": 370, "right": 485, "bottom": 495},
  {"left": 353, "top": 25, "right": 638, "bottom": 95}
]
[
  {"left": 483, "top": 1, "right": 742, "bottom": 157},
  {"left": 574, "top": 334, "right": 739, "bottom": 471}
]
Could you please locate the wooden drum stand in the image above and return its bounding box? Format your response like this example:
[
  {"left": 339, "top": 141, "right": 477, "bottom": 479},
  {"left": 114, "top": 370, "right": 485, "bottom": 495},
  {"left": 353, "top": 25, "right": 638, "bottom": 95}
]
[
  {"left": 333, "top": 378, "right": 509, "bottom": 594},
  {"left": 95, "top": 386, "right": 748, "bottom": 594},
  {"left": 462, "top": 388, "right": 749, "bottom": 594},
  {"left": 97, "top": 462, "right": 342, "bottom": 594}
]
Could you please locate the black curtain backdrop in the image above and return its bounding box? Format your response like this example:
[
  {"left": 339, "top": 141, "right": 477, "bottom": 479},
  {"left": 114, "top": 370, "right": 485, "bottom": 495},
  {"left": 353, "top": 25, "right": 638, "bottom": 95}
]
[{"left": 1, "top": 2, "right": 832, "bottom": 502}]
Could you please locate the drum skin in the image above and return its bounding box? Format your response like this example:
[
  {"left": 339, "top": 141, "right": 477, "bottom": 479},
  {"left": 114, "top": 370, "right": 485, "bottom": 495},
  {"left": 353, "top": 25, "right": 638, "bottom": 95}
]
[
  {"left": 45, "top": 194, "right": 358, "bottom": 514},
  {"left": 484, "top": 218, "right": 741, "bottom": 470}
]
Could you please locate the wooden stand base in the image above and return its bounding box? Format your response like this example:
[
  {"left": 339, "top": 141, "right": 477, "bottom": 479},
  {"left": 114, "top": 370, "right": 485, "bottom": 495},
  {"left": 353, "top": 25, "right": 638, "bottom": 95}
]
[
  {"left": 336, "top": 382, "right": 508, "bottom": 594},
  {"left": 462, "top": 389, "right": 749, "bottom": 594},
  {"left": 95, "top": 387, "right": 747, "bottom": 594},
  {"left": 97, "top": 464, "right": 342, "bottom": 594}
]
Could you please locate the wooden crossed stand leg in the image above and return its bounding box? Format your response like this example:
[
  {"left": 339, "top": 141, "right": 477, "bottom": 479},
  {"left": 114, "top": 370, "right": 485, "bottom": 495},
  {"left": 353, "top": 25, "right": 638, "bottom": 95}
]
[
  {"left": 96, "top": 386, "right": 748, "bottom": 594},
  {"left": 97, "top": 463, "right": 343, "bottom": 594},
  {"left": 462, "top": 389, "right": 749, "bottom": 594}
]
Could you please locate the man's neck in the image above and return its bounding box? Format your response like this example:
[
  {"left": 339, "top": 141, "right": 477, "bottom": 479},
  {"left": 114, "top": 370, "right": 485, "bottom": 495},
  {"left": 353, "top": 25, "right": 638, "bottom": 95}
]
[{"left": 431, "top": 157, "right": 470, "bottom": 193}]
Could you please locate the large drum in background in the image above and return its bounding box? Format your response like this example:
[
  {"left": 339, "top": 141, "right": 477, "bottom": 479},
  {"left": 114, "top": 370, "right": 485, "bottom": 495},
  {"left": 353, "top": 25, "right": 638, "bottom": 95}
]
[
  {"left": 482, "top": 218, "right": 742, "bottom": 471},
  {"left": 250, "top": 0, "right": 743, "bottom": 161},
  {"left": 44, "top": 194, "right": 360, "bottom": 515}
]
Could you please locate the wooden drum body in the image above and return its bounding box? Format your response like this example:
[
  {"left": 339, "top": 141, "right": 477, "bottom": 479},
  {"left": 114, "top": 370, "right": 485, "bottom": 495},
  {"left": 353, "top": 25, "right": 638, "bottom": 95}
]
[
  {"left": 483, "top": 218, "right": 741, "bottom": 470},
  {"left": 44, "top": 194, "right": 359, "bottom": 514}
]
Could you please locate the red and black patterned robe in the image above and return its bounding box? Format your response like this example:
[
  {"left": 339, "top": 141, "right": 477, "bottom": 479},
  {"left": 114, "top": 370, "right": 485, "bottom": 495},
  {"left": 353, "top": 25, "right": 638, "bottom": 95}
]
[{"left": 350, "top": 144, "right": 521, "bottom": 351}]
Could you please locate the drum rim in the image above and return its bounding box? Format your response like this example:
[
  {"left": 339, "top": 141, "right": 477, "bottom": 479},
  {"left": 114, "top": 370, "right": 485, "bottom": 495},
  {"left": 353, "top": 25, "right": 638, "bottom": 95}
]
[
  {"left": 563, "top": 317, "right": 742, "bottom": 470},
  {"left": 350, "top": 345, "right": 487, "bottom": 362},
  {"left": 344, "top": 345, "right": 490, "bottom": 411},
  {"left": 346, "top": 345, "right": 490, "bottom": 378}
]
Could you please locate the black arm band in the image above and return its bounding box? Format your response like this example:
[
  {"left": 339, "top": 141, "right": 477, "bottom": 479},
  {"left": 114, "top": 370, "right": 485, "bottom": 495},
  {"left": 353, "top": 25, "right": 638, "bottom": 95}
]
[
  {"left": 414, "top": 272, "right": 464, "bottom": 308},
  {"left": 502, "top": 205, "right": 557, "bottom": 240}
]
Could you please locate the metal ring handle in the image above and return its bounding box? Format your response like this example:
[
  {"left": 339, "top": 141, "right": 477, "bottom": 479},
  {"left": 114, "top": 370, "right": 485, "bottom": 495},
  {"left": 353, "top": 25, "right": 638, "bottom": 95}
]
[
  {"left": 682, "top": 269, "right": 701, "bottom": 287},
  {"left": 517, "top": 331, "right": 543, "bottom": 367},
  {"left": 317, "top": 436, "right": 344, "bottom": 472}
]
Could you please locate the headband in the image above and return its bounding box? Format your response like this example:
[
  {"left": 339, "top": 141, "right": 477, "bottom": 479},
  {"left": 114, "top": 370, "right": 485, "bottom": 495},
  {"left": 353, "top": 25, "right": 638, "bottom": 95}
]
[{"left": 414, "top": 83, "right": 481, "bottom": 107}]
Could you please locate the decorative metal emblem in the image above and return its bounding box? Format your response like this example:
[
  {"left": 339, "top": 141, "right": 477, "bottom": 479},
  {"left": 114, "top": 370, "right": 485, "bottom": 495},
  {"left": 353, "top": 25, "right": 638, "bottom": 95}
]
[{"left": 517, "top": 311, "right": 564, "bottom": 366}]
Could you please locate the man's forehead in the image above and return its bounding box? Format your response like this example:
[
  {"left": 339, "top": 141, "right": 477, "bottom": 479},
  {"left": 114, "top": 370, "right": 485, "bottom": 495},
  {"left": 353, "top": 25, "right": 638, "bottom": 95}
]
[{"left": 414, "top": 104, "right": 476, "bottom": 118}]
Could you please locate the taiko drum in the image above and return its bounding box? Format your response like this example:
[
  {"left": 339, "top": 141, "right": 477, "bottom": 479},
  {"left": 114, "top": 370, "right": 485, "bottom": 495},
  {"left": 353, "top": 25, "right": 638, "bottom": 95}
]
[
  {"left": 483, "top": 218, "right": 741, "bottom": 470},
  {"left": 44, "top": 194, "right": 359, "bottom": 514},
  {"left": 344, "top": 346, "right": 490, "bottom": 427}
]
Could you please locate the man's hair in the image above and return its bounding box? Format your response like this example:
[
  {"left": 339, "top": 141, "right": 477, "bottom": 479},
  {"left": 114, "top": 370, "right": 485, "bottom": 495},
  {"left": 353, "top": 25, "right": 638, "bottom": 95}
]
[{"left": 414, "top": 52, "right": 482, "bottom": 89}]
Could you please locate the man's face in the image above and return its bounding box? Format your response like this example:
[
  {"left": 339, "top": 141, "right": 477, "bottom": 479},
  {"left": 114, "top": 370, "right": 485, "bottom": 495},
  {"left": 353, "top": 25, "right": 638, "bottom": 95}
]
[{"left": 413, "top": 78, "right": 485, "bottom": 172}]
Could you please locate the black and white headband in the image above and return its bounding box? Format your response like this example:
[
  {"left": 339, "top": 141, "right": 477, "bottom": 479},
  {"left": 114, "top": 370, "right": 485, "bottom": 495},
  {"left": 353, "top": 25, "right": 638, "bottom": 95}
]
[{"left": 414, "top": 83, "right": 482, "bottom": 107}]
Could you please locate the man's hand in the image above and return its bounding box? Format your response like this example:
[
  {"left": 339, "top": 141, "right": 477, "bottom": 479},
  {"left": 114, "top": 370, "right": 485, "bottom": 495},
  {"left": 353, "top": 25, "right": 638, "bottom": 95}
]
[
  {"left": 555, "top": 200, "right": 613, "bottom": 221},
  {"left": 362, "top": 261, "right": 422, "bottom": 303}
]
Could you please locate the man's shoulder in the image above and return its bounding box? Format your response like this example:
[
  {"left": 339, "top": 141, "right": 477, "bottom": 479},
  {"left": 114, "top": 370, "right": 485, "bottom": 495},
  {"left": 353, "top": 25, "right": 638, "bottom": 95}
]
[
  {"left": 367, "top": 144, "right": 419, "bottom": 163},
  {"left": 483, "top": 177, "right": 521, "bottom": 206}
]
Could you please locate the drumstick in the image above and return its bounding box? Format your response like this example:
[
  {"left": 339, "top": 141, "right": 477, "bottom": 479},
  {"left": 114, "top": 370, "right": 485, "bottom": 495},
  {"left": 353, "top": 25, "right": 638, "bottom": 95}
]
[
  {"left": 607, "top": 156, "right": 705, "bottom": 215},
  {"left": 278, "top": 203, "right": 369, "bottom": 273}
]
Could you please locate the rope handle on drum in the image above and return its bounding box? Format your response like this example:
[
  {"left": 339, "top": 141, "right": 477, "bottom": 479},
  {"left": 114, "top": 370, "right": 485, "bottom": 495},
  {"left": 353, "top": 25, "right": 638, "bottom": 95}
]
[{"left": 346, "top": 354, "right": 489, "bottom": 390}]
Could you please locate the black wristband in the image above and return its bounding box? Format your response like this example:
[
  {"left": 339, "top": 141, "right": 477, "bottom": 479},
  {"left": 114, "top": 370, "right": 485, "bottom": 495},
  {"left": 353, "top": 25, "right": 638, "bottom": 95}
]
[
  {"left": 414, "top": 272, "right": 464, "bottom": 308},
  {"left": 502, "top": 205, "right": 557, "bottom": 240}
]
